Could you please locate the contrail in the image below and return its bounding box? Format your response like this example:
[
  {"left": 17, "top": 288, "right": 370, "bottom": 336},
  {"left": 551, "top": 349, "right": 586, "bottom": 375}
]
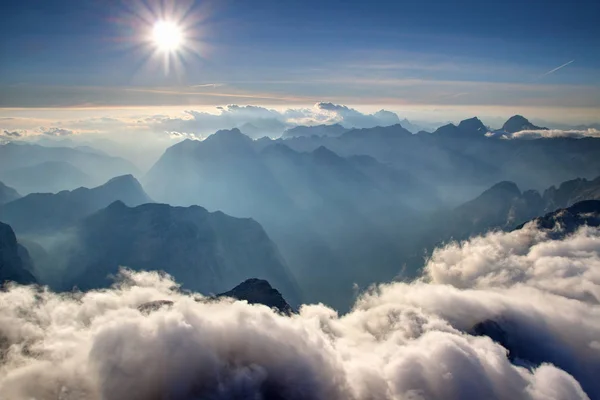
[{"left": 538, "top": 59, "right": 575, "bottom": 78}]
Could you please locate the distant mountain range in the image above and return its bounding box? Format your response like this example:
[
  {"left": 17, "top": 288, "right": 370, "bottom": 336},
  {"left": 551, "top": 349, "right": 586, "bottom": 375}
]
[
  {"left": 282, "top": 123, "right": 349, "bottom": 138},
  {"left": 0, "top": 175, "right": 152, "bottom": 234},
  {"left": 145, "top": 128, "right": 441, "bottom": 309},
  {"left": 409, "top": 175, "right": 600, "bottom": 270},
  {"left": 0, "top": 142, "right": 139, "bottom": 194},
  {"left": 275, "top": 115, "right": 600, "bottom": 201},
  {"left": 3, "top": 113, "right": 600, "bottom": 311},
  {"left": 0, "top": 171, "right": 302, "bottom": 304},
  {"left": 0, "top": 161, "right": 91, "bottom": 195}
]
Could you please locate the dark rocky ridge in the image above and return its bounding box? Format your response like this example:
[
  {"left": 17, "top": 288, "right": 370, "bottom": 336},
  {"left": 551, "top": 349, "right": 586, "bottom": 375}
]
[
  {"left": 0, "top": 222, "right": 36, "bottom": 285},
  {"left": 516, "top": 200, "right": 600, "bottom": 236},
  {"left": 59, "top": 201, "right": 302, "bottom": 306},
  {"left": 137, "top": 278, "right": 292, "bottom": 315},
  {"left": 218, "top": 278, "right": 293, "bottom": 314},
  {"left": 0, "top": 174, "right": 152, "bottom": 233}
]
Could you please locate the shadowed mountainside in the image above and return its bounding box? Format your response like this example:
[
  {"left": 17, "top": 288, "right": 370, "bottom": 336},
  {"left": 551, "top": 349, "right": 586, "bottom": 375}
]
[{"left": 51, "top": 201, "right": 302, "bottom": 306}]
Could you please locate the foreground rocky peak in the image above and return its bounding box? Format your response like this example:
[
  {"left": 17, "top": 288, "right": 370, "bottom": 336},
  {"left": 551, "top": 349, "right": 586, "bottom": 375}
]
[
  {"left": 519, "top": 200, "right": 600, "bottom": 236},
  {"left": 218, "top": 278, "right": 293, "bottom": 314}
]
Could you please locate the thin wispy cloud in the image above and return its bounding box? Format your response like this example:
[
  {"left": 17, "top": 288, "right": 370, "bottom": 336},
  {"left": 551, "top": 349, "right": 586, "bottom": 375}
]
[
  {"left": 189, "top": 83, "right": 224, "bottom": 88},
  {"left": 538, "top": 59, "right": 575, "bottom": 79}
]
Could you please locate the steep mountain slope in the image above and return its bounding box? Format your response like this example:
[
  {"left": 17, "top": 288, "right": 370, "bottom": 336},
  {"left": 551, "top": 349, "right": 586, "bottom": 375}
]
[
  {"left": 0, "top": 222, "right": 36, "bottom": 285},
  {"left": 438, "top": 181, "right": 542, "bottom": 238},
  {"left": 0, "top": 161, "right": 91, "bottom": 194},
  {"left": 0, "top": 175, "right": 152, "bottom": 233},
  {"left": 145, "top": 129, "right": 432, "bottom": 309},
  {"left": 0, "top": 182, "right": 20, "bottom": 205},
  {"left": 543, "top": 176, "right": 600, "bottom": 211},
  {"left": 59, "top": 201, "right": 301, "bottom": 305}
]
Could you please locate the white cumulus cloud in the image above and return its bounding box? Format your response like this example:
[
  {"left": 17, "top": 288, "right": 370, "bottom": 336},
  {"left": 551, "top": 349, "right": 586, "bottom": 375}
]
[
  {"left": 509, "top": 129, "right": 600, "bottom": 139},
  {"left": 2, "top": 215, "right": 600, "bottom": 399}
]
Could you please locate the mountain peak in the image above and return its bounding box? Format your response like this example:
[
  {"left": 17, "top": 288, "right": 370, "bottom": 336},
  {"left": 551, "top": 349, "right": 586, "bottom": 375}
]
[
  {"left": 103, "top": 174, "right": 138, "bottom": 187},
  {"left": 218, "top": 278, "right": 292, "bottom": 314},
  {"left": 502, "top": 115, "right": 547, "bottom": 133},
  {"left": 202, "top": 128, "right": 255, "bottom": 151},
  {"left": 210, "top": 128, "right": 247, "bottom": 139},
  {"left": 457, "top": 117, "right": 487, "bottom": 135},
  {"left": 483, "top": 181, "right": 522, "bottom": 198},
  {"left": 311, "top": 146, "right": 343, "bottom": 163}
]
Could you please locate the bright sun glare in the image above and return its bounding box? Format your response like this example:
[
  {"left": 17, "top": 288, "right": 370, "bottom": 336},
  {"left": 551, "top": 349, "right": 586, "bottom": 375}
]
[{"left": 152, "top": 21, "right": 183, "bottom": 52}]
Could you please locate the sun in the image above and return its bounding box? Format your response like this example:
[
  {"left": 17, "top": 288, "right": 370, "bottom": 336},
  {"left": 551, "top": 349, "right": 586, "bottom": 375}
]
[{"left": 152, "top": 21, "right": 183, "bottom": 52}]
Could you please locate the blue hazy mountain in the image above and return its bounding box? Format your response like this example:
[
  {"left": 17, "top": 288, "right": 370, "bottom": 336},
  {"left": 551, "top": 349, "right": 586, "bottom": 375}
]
[
  {"left": 238, "top": 118, "right": 287, "bottom": 139},
  {"left": 282, "top": 123, "right": 349, "bottom": 138},
  {"left": 0, "top": 221, "right": 36, "bottom": 285},
  {"left": 0, "top": 181, "right": 20, "bottom": 205},
  {"left": 276, "top": 116, "right": 600, "bottom": 202},
  {"left": 0, "top": 142, "right": 139, "bottom": 193},
  {"left": 0, "top": 175, "right": 152, "bottom": 234},
  {"left": 145, "top": 128, "right": 438, "bottom": 309},
  {"left": 58, "top": 201, "right": 302, "bottom": 305},
  {"left": 433, "top": 174, "right": 600, "bottom": 239},
  {"left": 0, "top": 161, "right": 91, "bottom": 195}
]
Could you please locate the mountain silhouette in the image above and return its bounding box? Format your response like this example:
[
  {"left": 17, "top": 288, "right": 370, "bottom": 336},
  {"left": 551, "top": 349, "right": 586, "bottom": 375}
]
[
  {"left": 59, "top": 201, "right": 302, "bottom": 305},
  {"left": 0, "top": 175, "right": 152, "bottom": 233},
  {"left": 502, "top": 115, "right": 548, "bottom": 133}
]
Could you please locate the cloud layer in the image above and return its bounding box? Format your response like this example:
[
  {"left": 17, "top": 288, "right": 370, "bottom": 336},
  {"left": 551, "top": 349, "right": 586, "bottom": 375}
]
[
  {"left": 150, "top": 103, "right": 401, "bottom": 139},
  {"left": 1, "top": 219, "right": 599, "bottom": 399},
  {"left": 425, "top": 224, "right": 600, "bottom": 303},
  {"left": 508, "top": 129, "right": 600, "bottom": 139}
]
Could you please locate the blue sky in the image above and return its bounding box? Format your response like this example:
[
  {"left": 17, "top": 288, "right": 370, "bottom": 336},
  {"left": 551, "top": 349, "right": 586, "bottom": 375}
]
[{"left": 0, "top": 0, "right": 599, "bottom": 121}]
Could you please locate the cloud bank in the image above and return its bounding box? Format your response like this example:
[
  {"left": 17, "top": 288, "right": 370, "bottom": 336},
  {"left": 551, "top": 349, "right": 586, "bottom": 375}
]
[
  {"left": 146, "top": 103, "right": 401, "bottom": 139},
  {"left": 508, "top": 129, "right": 600, "bottom": 139},
  {"left": 425, "top": 224, "right": 600, "bottom": 303},
  {"left": 1, "top": 219, "right": 599, "bottom": 399}
]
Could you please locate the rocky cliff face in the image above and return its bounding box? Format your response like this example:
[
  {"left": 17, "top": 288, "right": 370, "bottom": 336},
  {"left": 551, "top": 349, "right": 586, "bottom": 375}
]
[
  {"left": 218, "top": 278, "right": 293, "bottom": 314},
  {"left": 60, "top": 201, "right": 301, "bottom": 305},
  {"left": 0, "top": 221, "right": 36, "bottom": 285}
]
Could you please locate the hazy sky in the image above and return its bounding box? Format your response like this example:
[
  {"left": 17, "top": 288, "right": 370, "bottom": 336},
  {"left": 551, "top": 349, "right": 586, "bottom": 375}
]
[{"left": 0, "top": 0, "right": 599, "bottom": 122}]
